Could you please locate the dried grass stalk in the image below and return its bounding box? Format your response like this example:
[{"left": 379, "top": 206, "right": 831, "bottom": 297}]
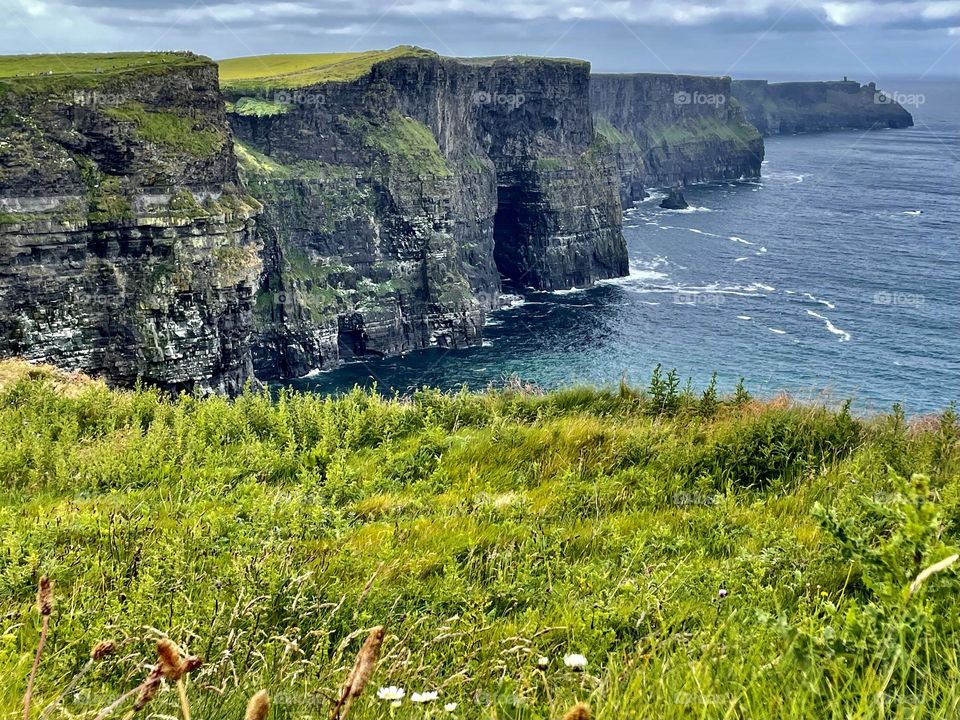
[{"left": 330, "top": 626, "right": 385, "bottom": 720}]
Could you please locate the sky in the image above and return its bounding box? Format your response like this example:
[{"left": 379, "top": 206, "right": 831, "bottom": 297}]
[{"left": 1, "top": 0, "right": 958, "bottom": 79}]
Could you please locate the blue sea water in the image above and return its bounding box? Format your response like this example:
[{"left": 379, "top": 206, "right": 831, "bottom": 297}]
[{"left": 286, "top": 79, "right": 959, "bottom": 415}]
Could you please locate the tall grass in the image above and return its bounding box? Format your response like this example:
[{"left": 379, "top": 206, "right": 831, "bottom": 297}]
[{"left": 1, "top": 362, "right": 958, "bottom": 719}]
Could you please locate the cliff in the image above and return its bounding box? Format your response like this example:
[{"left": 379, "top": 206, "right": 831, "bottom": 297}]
[
  {"left": 222, "top": 48, "right": 627, "bottom": 379},
  {"left": 590, "top": 73, "right": 764, "bottom": 199},
  {"left": 731, "top": 79, "right": 914, "bottom": 136},
  {"left": 0, "top": 53, "right": 262, "bottom": 394}
]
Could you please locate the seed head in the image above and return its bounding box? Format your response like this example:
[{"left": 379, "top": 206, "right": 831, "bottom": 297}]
[
  {"left": 157, "top": 638, "right": 183, "bottom": 679},
  {"left": 156, "top": 639, "right": 202, "bottom": 680},
  {"left": 562, "top": 702, "right": 592, "bottom": 720},
  {"left": 91, "top": 640, "right": 116, "bottom": 661},
  {"left": 37, "top": 576, "right": 54, "bottom": 616},
  {"left": 245, "top": 690, "right": 270, "bottom": 720},
  {"left": 134, "top": 667, "right": 163, "bottom": 711},
  {"left": 347, "top": 626, "right": 385, "bottom": 698}
]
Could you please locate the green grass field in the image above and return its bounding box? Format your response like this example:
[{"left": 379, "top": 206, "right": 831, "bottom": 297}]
[
  {"left": 218, "top": 47, "right": 434, "bottom": 91},
  {"left": 2, "top": 360, "right": 959, "bottom": 719},
  {"left": 0, "top": 52, "right": 207, "bottom": 93}
]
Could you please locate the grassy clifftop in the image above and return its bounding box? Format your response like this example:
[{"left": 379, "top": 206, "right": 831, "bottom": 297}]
[
  {"left": 218, "top": 46, "right": 435, "bottom": 91},
  {"left": 0, "top": 52, "right": 209, "bottom": 93},
  {"left": 2, "top": 362, "right": 959, "bottom": 718}
]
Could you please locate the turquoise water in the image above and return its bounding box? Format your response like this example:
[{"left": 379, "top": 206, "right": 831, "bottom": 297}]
[{"left": 285, "top": 80, "right": 959, "bottom": 415}]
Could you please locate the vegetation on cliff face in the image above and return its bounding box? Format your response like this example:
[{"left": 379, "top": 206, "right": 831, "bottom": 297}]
[
  {"left": 103, "top": 102, "right": 226, "bottom": 157},
  {"left": 2, "top": 360, "right": 959, "bottom": 718},
  {"left": 218, "top": 47, "right": 436, "bottom": 91},
  {"left": 643, "top": 115, "right": 762, "bottom": 153}
]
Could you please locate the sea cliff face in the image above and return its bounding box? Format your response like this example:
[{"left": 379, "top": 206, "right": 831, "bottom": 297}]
[
  {"left": 590, "top": 73, "right": 764, "bottom": 200},
  {"left": 731, "top": 79, "right": 914, "bottom": 136},
  {"left": 224, "top": 50, "right": 628, "bottom": 379},
  {"left": 0, "top": 53, "right": 262, "bottom": 394}
]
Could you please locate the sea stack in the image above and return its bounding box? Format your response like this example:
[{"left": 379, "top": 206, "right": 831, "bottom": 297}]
[{"left": 660, "top": 187, "right": 689, "bottom": 210}]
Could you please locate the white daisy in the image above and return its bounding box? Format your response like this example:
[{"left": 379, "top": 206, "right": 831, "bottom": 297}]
[
  {"left": 411, "top": 691, "right": 439, "bottom": 703},
  {"left": 537, "top": 656, "right": 550, "bottom": 668},
  {"left": 377, "top": 686, "right": 405, "bottom": 702},
  {"left": 563, "top": 653, "right": 588, "bottom": 670},
  {"left": 444, "top": 702, "right": 458, "bottom": 712}
]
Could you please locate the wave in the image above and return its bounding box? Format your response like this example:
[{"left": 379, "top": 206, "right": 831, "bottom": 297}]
[
  {"left": 737, "top": 315, "right": 752, "bottom": 320},
  {"left": 768, "top": 328, "right": 787, "bottom": 335},
  {"left": 734, "top": 257, "right": 750, "bottom": 262},
  {"left": 729, "top": 235, "right": 755, "bottom": 245},
  {"left": 661, "top": 205, "right": 713, "bottom": 214},
  {"left": 901, "top": 210, "right": 922, "bottom": 216},
  {"left": 806, "top": 310, "right": 851, "bottom": 342},
  {"left": 803, "top": 292, "right": 836, "bottom": 309}
]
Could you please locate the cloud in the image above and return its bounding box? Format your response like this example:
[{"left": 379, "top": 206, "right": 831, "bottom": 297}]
[{"left": 1, "top": 0, "right": 958, "bottom": 76}]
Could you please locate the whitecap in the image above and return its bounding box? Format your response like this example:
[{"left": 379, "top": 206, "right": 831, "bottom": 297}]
[
  {"left": 803, "top": 292, "right": 836, "bottom": 309},
  {"left": 901, "top": 210, "right": 922, "bottom": 216},
  {"left": 806, "top": 310, "right": 851, "bottom": 342},
  {"left": 768, "top": 328, "right": 787, "bottom": 335},
  {"left": 729, "top": 236, "right": 755, "bottom": 245},
  {"left": 734, "top": 257, "right": 750, "bottom": 262},
  {"left": 737, "top": 315, "right": 752, "bottom": 320}
]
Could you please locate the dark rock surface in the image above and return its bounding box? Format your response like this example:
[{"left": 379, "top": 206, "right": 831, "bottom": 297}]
[
  {"left": 660, "top": 187, "right": 689, "bottom": 210},
  {"left": 731, "top": 79, "right": 914, "bottom": 136},
  {"left": 228, "top": 52, "right": 628, "bottom": 380},
  {"left": 590, "top": 73, "right": 764, "bottom": 198},
  {"left": 0, "top": 55, "right": 262, "bottom": 394}
]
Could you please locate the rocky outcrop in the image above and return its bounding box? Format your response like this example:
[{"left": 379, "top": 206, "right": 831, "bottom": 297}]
[
  {"left": 225, "top": 49, "right": 627, "bottom": 379},
  {"left": 0, "top": 53, "right": 262, "bottom": 395},
  {"left": 590, "top": 73, "right": 764, "bottom": 199},
  {"left": 660, "top": 187, "right": 688, "bottom": 210},
  {"left": 731, "top": 79, "right": 914, "bottom": 136}
]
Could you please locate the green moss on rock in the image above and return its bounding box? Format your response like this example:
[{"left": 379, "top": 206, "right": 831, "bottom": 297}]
[{"left": 104, "top": 101, "right": 225, "bottom": 157}]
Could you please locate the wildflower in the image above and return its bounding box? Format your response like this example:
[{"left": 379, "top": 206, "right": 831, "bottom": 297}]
[
  {"left": 563, "top": 653, "right": 587, "bottom": 670},
  {"left": 377, "top": 686, "right": 405, "bottom": 702},
  {"left": 245, "top": 690, "right": 269, "bottom": 720},
  {"left": 537, "top": 656, "right": 549, "bottom": 668},
  {"left": 411, "top": 691, "right": 439, "bottom": 703},
  {"left": 718, "top": 588, "right": 728, "bottom": 598},
  {"left": 444, "top": 702, "right": 458, "bottom": 712}
]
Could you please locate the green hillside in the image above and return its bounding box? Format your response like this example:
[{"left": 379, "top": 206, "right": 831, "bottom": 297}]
[
  {"left": 218, "top": 46, "right": 434, "bottom": 91},
  {"left": 2, "top": 360, "right": 959, "bottom": 719}
]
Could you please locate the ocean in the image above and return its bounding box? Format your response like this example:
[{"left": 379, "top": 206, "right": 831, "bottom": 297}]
[{"left": 284, "top": 78, "right": 959, "bottom": 415}]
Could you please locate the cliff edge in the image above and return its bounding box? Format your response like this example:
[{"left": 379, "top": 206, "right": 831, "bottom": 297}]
[
  {"left": 591, "top": 73, "right": 764, "bottom": 201},
  {"left": 731, "top": 79, "right": 915, "bottom": 136},
  {"left": 0, "top": 53, "right": 262, "bottom": 394},
  {"left": 222, "top": 48, "right": 628, "bottom": 380}
]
